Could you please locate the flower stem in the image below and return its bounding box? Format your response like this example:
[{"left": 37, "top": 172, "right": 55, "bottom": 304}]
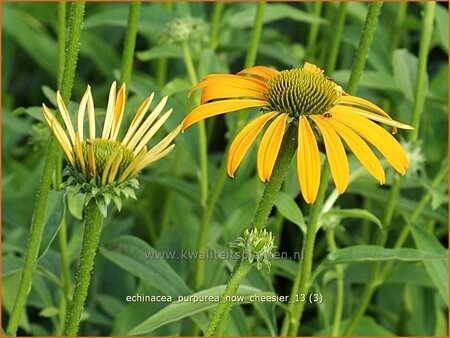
[
  {"left": 6, "top": 3, "right": 85, "bottom": 335},
  {"left": 281, "top": 164, "right": 330, "bottom": 336},
  {"left": 63, "top": 200, "right": 104, "bottom": 336},
  {"left": 306, "top": 2, "right": 323, "bottom": 60},
  {"left": 343, "top": 4, "right": 436, "bottom": 334},
  {"left": 204, "top": 126, "right": 297, "bottom": 335},
  {"left": 209, "top": 2, "right": 225, "bottom": 50},
  {"left": 346, "top": 2, "right": 383, "bottom": 95},
  {"left": 244, "top": 1, "right": 266, "bottom": 68},
  {"left": 325, "top": 2, "right": 347, "bottom": 75},
  {"left": 389, "top": 2, "right": 408, "bottom": 52},
  {"left": 57, "top": 1, "right": 67, "bottom": 87},
  {"left": 204, "top": 260, "right": 253, "bottom": 336},
  {"left": 120, "top": 1, "right": 141, "bottom": 86}
]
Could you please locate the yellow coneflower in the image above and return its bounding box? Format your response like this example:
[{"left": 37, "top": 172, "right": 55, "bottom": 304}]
[
  {"left": 43, "top": 82, "right": 180, "bottom": 214},
  {"left": 182, "top": 62, "right": 413, "bottom": 204}
]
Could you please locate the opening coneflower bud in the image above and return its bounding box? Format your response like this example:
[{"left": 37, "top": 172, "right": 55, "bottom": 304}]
[{"left": 265, "top": 68, "right": 341, "bottom": 117}]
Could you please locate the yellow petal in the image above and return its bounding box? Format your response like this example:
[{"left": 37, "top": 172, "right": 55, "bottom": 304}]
[
  {"left": 74, "top": 132, "right": 87, "bottom": 176},
  {"left": 331, "top": 108, "right": 408, "bottom": 175},
  {"left": 56, "top": 91, "right": 76, "bottom": 145},
  {"left": 87, "top": 89, "right": 96, "bottom": 139},
  {"left": 189, "top": 74, "right": 266, "bottom": 96},
  {"left": 77, "top": 86, "right": 91, "bottom": 143},
  {"left": 297, "top": 116, "right": 321, "bottom": 204},
  {"left": 337, "top": 95, "right": 391, "bottom": 120},
  {"left": 122, "top": 94, "right": 154, "bottom": 145},
  {"left": 227, "top": 112, "right": 279, "bottom": 177},
  {"left": 327, "top": 118, "right": 385, "bottom": 184},
  {"left": 303, "top": 62, "right": 324, "bottom": 75},
  {"left": 133, "top": 144, "right": 176, "bottom": 174},
  {"left": 181, "top": 99, "right": 267, "bottom": 130},
  {"left": 143, "top": 124, "right": 181, "bottom": 160},
  {"left": 334, "top": 104, "right": 413, "bottom": 133},
  {"left": 257, "top": 113, "right": 288, "bottom": 181},
  {"left": 200, "top": 85, "right": 266, "bottom": 104},
  {"left": 237, "top": 66, "right": 279, "bottom": 80},
  {"left": 111, "top": 83, "right": 126, "bottom": 140},
  {"left": 311, "top": 116, "right": 349, "bottom": 193},
  {"left": 102, "top": 81, "right": 117, "bottom": 138}
]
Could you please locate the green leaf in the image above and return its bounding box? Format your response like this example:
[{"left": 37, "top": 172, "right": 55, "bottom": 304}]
[
  {"left": 127, "top": 285, "right": 272, "bottom": 335},
  {"left": 67, "top": 192, "right": 85, "bottom": 221},
  {"left": 38, "top": 190, "right": 65, "bottom": 258},
  {"left": 39, "top": 307, "right": 59, "bottom": 318},
  {"left": 274, "top": 192, "right": 306, "bottom": 233},
  {"left": 137, "top": 45, "right": 182, "bottom": 61},
  {"left": 161, "top": 78, "right": 192, "bottom": 97},
  {"left": 435, "top": 4, "right": 449, "bottom": 53},
  {"left": 321, "top": 208, "right": 382, "bottom": 230},
  {"left": 411, "top": 226, "right": 448, "bottom": 303},
  {"left": 326, "top": 245, "right": 446, "bottom": 264},
  {"left": 228, "top": 3, "right": 327, "bottom": 28}
]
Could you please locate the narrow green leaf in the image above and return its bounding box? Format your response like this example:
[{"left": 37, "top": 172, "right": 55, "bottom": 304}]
[
  {"left": 275, "top": 191, "right": 306, "bottom": 233},
  {"left": 39, "top": 307, "right": 59, "bottom": 318},
  {"left": 38, "top": 191, "right": 65, "bottom": 258},
  {"left": 326, "top": 245, "right": 446, "bottom": 264},
  {"left": 322, "top": 208, "right": 382, "bottom": 229},
  {"left": 411, "top": 226, "right": 448, "bottom": 303},
  {"left": 127, "top": 285, "right": 272, "bottom": 335}
]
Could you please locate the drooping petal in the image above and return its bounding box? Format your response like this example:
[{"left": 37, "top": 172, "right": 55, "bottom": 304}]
[
  {"left": 122, "top": 94, "right": 154, "bottom": 145},
  {"left": 126, "top": 96, "right": 168, "bottom": 151},
  {"left": 337, "top": 95, "right": 392, "bottom": 120},
  {"left": 56, "top": 91, "right": 76, "bottom": 145},
  {"left": 102, "top": 81, "right": 117, "bottom": 139},
  {"left": 334, "top": 104, "right": 413, "bottom": 133},
  {"left": 331, "top": 108, "right": 409, "bottom": 175},
  {"left": 102, "top": 149, "right": 121, "bottom": 185},
  {"left": 238, "top": 66, "right": 279, "bottom": 80},
  {"left": 189, "top": 74, "right": 266, "bottom": 96},
  {"left": 311, "top": 115, "right": 349, "bottom": 193},
  {"left": 133, "top": 144, "right": 176, "bottom": 174},
  {"left": 297, "top": 116, "right": 321, "bottom": 204},
  {"left": 181, "top": 99, "right": 267, "bottom": 130},
  {"left": 142, "top": 124, "right": 181, "bottom": 160},
  {"left": 327, "top": 118, "right": 385, "bottom": 184},
  {"left": 303, "top": 62, "right": 324, "bottom": 75},
  {"left": 257, "top": 113, "right": 288, "bottom": 181},
  {"left": 77, "top": 86, "right": 92, "bottom": 143},
  {"left": 228, "top": 112, "right": 279, "bottom": 177},
  {"left": 200, "top": 85, "right": 266, "bottom": 104},
  {"left": 110, "top": 84, "right": 126, "bottom": 140},
  {"left": 74, "top": 132, "right": 87, "bottom": 176}
]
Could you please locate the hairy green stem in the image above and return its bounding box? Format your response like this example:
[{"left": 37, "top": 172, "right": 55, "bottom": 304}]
[
  {"left": 343, "top": 4, "right": 436, "bottom": 334},
  {"left": 63, "top": 200, "right": 104, "bottom": 336},
  {"left": 244, "top": 1, "right": 266, "bottom": 68},
  {"left": 194, "top": 3, "right": 266, "bottom": 290},
  {"left": 204, "top": 126, "right": 297, "bottom": 335},
  {"left": 209, "top": 2, "right": 225, "bottom": 50},
  {"left": 120, "top": 1, "right": 141, "bottom": 86},
  {"left": 325, "top": 2, "right": 347, "bottom": 75},
  {"left": 282, "top": 164, "right": 330, "bottom": 336},
  {"left": 346, "top": 2, "right": 383, "bottom": 94},
  {"left": 204, "top": 260, "right": 253, "bottom": 336},
  {"left": 57, "top": 2, "right": 66, "bottom": 87},
  {"left": 6, "top": 3, "right": 85, "bottom": 335},
  {"left": 326, "top": 228, "right": 344, "bottom": 336}
]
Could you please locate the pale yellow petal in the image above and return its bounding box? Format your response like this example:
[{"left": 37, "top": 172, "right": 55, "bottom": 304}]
[
  {"left": 87, "top": 89, "right": 96, "bottom": 139},
  {"left": 182, "top": 99, "right": 267, "bottom": 130},
  {"left": 122, "top": 94, "right": 154, "bottom": 145},
  {"left": 297, "top": 116, "right": 321, "bottom": 204},
  {"left": 107, "top": 150, "right": 124, "bottom": 184},
  {"left": 133, "top": 144, "right": 176, "bottom": 173},
  {"left": 102, "top": 81, "right": 117, "bottom": 139},
  {"left": 257, "top": 113, "right": 288, "bottom": 181},
  {"left": 311, "top": 116, "right": 349, "bottom": 193},
  {"left": 74, "top": 132, "right": 87, "bottom": 176},
  {"left": 327, "top": 118, "right": 385, "bottom": 184},
  {"left": 111, "top": 83, "right": 126, "bottom": 140},
  {"left": 331, "top": 108, "right": 408, "bottom": 175},
  {"left": 56, "top": 91, "right": 76, "bottom": 145},
  {"left": 77, "top": 86, "right": 91, "bottom": 143},
  {"left": 227, "top": 112, "right": 279, "bottom": 177}
]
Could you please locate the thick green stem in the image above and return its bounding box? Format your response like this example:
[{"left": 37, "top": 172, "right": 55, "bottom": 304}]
[
  {"left": 57, "top": 2, "right": 66, "bottom": 87},
  {"left": 346, "top": 2, "right": 383, "bottom": 95},
  {"left": 6, "top": 3, "right": 85, "bottom": 335},
  {"left": 343, "top": 4, "right": 436, "bottom": 334},
  {"left": 120, "top": 1, "right": 141, "bottom": 86},
  {"left": 204, "top": 260, "right": 253, "bottom": 336},
  {"left": 244, "top": 1, "right": 266, "bottom": 68},
  {"left": 63, "top": 200, "right": 104, "bottom": 336},
  {"left": 325, "top": 2, "right": 347, "bottom": 75},
  {"left": 326, "top": 229, "right": 344, "bottom": 336},
  {"left": 282, "top": 165, "right": 330, "bottom": 336},
  {"left": 209, "top": 2, "right": 225, "bottom": 50}
]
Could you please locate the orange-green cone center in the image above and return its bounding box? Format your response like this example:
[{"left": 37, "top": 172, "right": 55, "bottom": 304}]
[
  {"left": 82, "top": 139, "right": 134, "bottom": 177},
  {"left": 265, "top": 68, "right": 340, "bottom": 117}
]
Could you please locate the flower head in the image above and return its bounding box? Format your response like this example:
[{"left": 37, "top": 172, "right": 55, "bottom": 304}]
[
  {"left": 43, "top": 82, "right": 180, "bottom": 215},
  {"left": 182, "top": 63, "right": 413, "bottom": 204}
]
